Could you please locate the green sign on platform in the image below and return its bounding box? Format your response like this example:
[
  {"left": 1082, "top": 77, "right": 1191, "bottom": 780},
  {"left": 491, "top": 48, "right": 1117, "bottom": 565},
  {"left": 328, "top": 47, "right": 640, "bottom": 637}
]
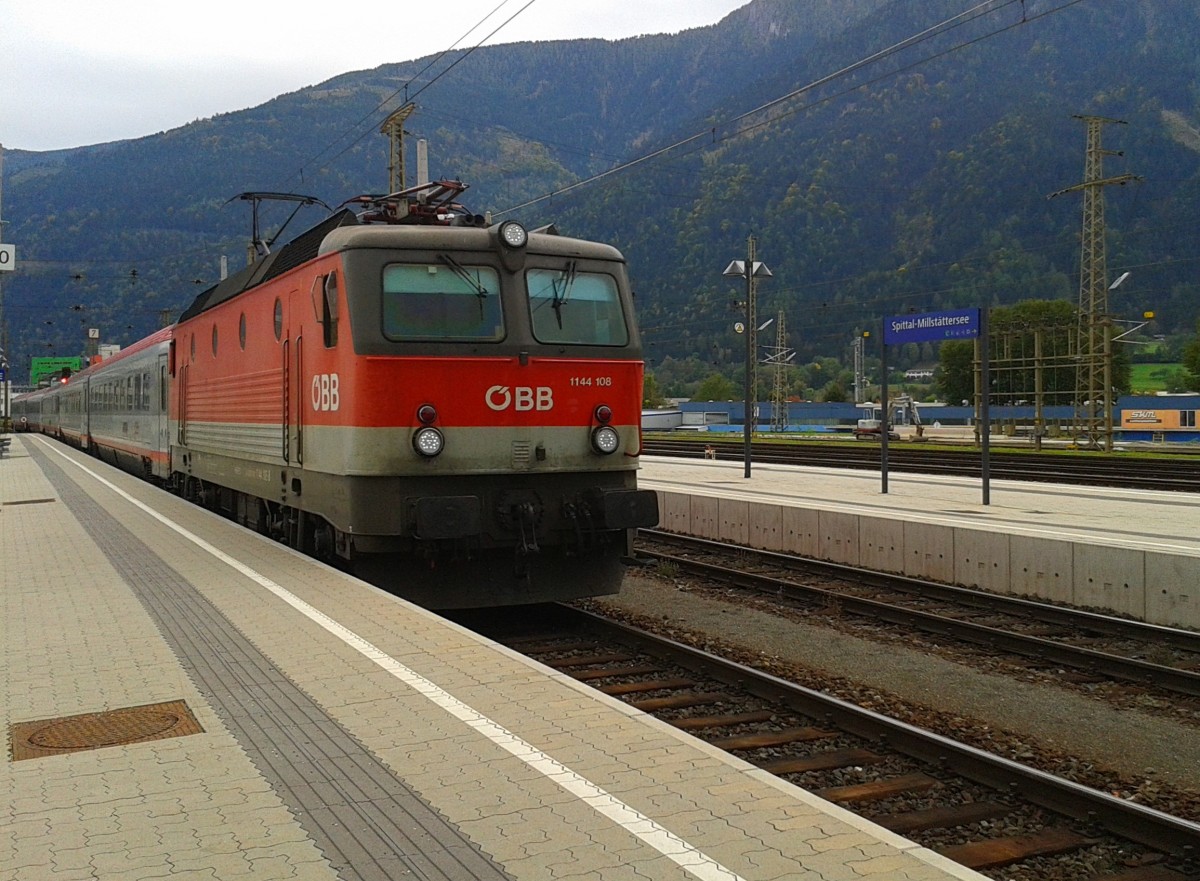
[{"left": 30, "top": 356, "right": 82, "bottom": 385}]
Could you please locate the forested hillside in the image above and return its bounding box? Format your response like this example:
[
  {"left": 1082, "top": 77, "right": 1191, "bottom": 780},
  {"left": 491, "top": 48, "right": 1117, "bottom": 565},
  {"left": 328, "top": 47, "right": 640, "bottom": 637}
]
[{"left": 3, "top": 0, "right": 1198, "bottom": 386}]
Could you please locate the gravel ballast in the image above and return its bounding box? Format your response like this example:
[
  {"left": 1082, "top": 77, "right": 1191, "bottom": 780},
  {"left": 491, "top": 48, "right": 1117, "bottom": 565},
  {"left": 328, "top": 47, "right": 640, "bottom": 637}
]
[{"left": 594, "top": 573, "right": 1200, "bottom": 797}]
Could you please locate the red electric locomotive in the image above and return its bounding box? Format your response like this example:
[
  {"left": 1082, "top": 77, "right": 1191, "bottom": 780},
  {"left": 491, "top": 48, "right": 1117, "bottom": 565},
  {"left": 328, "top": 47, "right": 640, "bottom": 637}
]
[{"left": 167, "top": 181, "right": 658, "bottom": 606}]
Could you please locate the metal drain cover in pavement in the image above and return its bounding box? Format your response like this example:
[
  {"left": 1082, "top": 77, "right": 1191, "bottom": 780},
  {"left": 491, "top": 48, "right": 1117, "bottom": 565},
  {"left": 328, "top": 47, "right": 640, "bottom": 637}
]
[{"left": 9, "top": 700, "right": 203, "bottom": 761}]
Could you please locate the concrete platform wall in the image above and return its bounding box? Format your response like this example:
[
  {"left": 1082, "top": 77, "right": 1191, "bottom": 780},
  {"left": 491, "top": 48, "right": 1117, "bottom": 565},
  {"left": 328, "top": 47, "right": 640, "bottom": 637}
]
[{"left": 654, "top": 490, "right": 1198, "bottom": 630}]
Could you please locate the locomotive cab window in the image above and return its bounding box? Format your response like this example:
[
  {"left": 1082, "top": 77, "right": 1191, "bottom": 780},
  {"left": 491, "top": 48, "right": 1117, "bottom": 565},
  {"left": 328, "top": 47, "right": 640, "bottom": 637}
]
[
  {"left": 382, "top": 261, "right": 503, "bottom": 341},
  {"left": 526, "top": 266, "right": 628, "bottom": 346},
  {"left": 312, "top": 272, "right": 338, "bottom": 348}
]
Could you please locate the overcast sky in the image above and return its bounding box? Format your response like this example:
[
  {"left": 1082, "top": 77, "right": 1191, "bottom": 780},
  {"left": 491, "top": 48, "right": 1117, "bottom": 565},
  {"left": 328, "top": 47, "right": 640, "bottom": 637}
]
[{"left": 1, "top": 0, "right": 749, "bottom": 152}]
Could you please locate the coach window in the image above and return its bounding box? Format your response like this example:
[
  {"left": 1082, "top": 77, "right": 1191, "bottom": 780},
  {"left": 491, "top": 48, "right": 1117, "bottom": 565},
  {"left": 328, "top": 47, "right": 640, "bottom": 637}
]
[
  {"left": 212, "top": 324, "right": 219, "bottom": 356},
  {"left": 191, "top": 334, "right": 196, "bottom": 360},
  {"left": 239, "top": 313, "right": 247, "bottom": 350},
  {"left": 382, "top": 262, "right": 503, "bottom": 341},
  {"left": 526, "top": 267, "right": 629, "bottom": 346},
  {"left": 274, "top": 298, "right": 283, "bottom": 341}
]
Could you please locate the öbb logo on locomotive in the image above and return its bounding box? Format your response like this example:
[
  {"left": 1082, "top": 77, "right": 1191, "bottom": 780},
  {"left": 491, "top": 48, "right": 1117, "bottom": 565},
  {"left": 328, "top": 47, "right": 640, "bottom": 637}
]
[
  {"left": 311, "top": 373, "right": 340, "bottom": 412},
  {"left": 485, "top": 385, "right": 554, "bottom": 412}
]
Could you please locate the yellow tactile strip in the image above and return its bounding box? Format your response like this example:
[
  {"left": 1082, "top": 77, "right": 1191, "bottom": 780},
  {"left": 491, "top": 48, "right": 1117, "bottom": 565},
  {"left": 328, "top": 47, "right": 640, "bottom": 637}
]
[{"left": 9, "top": 699, "right": 204, "bottom": 761}]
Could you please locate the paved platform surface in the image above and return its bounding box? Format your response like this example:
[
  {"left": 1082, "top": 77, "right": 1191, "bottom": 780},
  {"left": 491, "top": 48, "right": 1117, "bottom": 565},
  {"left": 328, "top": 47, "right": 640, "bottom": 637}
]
[
  {"left": 1, "top": 433, "right": 986, "bottom": 881},
  {"left": 639, "top": 456, "right": 1200, "bottom": 558}
]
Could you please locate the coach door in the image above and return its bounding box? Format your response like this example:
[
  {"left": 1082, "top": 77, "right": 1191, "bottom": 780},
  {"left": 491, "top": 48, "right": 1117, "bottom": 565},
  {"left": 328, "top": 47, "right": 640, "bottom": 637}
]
[{"left": 157, "top": 352, "right": 169, "bottom": 466}]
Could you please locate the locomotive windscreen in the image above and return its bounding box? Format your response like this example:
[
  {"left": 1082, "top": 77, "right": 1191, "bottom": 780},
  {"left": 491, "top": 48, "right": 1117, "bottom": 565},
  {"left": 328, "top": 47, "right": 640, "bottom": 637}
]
[
  {"left": 382, "top": 262, "right": 504, "bottom": 341},
  {"left": 527, "top": 267, "right": 629, "bottom": 346}
]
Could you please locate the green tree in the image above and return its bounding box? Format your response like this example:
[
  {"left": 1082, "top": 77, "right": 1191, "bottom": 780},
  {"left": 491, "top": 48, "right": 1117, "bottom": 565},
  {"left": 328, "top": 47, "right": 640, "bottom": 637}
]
[
  {"left": 1183, "top": 321, "right": 1200, "bottom": 387},
  {"left": 642, "top": 372, "right": 667, "bottom": 408},
  {"left": 934, "top": 300, "right": 1137, "bottom": 406},
  {"left": 691, "top": 373, "right": 737, "bottom": 402},
  {"left": 935, "top": 340, "right": 974, "bottom": 404},
  {"left": 1161, "top": 367, "right": 1196, "bottom": 394},
  {"left": 819, "top": 380, "right": 850, "bottom": 402}
]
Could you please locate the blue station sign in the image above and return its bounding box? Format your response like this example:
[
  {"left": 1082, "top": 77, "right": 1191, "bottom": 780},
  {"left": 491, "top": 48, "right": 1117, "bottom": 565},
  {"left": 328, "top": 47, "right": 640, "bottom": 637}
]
[{"left": 885, "top": 308, "right": 980, "bottom": 345}]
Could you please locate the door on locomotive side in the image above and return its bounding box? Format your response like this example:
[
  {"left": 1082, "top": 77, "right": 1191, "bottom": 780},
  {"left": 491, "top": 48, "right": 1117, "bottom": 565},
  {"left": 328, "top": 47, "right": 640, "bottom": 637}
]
[
  {"left": 277, "top": 291, "right": 304, "bottom": 468},
  {"left": 305, "top": 268, "right": 343, "bottom": 474}
]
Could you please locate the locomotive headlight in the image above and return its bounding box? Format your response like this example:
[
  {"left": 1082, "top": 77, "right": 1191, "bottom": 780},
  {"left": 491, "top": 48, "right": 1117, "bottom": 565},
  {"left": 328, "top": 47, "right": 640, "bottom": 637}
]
[
  {"left": 413, "top": 426, "right": 445, "bottom": 457},
  {"left": 591, "top": 425, "right": 620, "bottom": 455},
  {"left": 499, "top": 220, "right": 527, "bottom": 249}
]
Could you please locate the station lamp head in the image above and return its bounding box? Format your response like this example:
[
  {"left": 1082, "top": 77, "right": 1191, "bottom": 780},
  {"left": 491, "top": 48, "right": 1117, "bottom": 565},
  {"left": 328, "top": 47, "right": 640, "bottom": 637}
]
[{"left": 722, "top": 260, "right": 772, "bottom": 280}]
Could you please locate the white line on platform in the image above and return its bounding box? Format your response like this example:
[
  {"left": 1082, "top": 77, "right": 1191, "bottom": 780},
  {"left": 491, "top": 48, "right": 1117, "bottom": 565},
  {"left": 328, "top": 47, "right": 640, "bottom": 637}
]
[{"left": 43, "top": 440, "right": 747, "bottom": 881}]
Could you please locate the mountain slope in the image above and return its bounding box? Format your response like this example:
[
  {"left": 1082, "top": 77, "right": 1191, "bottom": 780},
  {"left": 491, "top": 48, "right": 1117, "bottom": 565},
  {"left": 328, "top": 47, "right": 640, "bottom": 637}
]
[{"left": 3, "top": 0, "right": 1198, "bottom": 381}]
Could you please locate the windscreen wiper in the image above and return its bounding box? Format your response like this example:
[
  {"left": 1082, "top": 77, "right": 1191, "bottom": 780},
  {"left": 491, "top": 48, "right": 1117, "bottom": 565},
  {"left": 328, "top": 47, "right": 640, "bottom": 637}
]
[
  {"left": 551, "top": 261, "right": 577, "bottom": 329},
  {"left": 438, "top": 254, "right": 489, "bottom": 299}
]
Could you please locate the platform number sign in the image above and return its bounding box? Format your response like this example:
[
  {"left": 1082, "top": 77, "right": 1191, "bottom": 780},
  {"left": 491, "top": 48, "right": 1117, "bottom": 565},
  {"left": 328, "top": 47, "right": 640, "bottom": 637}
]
[{"left": 0, "top": 244, "right": 14, "bottom": 272}]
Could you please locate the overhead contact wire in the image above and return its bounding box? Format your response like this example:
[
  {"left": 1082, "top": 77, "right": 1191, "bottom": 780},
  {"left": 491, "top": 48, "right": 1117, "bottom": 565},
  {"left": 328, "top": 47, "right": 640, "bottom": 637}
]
[{"left": 497, "top": 0, "right": 1093, "bottom": 216}]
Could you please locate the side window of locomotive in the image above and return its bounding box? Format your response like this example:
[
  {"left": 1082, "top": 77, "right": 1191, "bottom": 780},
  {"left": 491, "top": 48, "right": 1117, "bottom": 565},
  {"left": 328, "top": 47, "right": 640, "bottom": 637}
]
[
  {"left": 526, "top": 267, "right": 629, "bottom": 346},
  {"left": 381, "top": 263, "right": 503, "bottom": 341},
  {"left": 314, "top": 272, "right": 338, "bottom": 348}
]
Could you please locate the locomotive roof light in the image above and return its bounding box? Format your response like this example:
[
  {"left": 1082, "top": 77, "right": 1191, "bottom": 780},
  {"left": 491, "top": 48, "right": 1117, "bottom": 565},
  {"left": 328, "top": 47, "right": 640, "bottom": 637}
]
[
  {"left": 491, "top": 220, "right": 529, "bottom": 272},
  {"left": 413, "top": 426, "right": 445, "bottom": 458},
  {"left": 591, "top": 425, "right": 620, "bottom": 456},
  {"left": 498, "top": 220, "right": 527, "bottom": 249}
]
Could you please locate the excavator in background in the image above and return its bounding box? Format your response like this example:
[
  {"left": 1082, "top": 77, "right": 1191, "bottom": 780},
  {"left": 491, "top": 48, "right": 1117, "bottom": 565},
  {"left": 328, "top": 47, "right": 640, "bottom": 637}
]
[{"left": 853, "top": 395, "right": 924, "bottom": 440}]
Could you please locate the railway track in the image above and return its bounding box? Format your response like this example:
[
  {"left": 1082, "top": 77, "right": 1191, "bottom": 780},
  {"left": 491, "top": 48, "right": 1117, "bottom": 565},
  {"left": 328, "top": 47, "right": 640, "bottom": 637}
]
[
  {"left": 641, "top": 438, "right": 1200, "bottom": 493},
  {"left": 636, "top": 530, "right": 1200, "bottom": 702},
  {"left": 459, "top": 604, "right": 1200, "bottom": 881}
]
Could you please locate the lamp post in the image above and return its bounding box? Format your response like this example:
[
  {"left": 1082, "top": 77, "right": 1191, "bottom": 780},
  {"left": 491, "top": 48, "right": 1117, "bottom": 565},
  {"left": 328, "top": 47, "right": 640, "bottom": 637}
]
[
  {"left": 723, "top": 236, "right": 772, "bottom": 478},
  {"left": 1100, "top": 271, "right": 1131, "bottom": 452}
]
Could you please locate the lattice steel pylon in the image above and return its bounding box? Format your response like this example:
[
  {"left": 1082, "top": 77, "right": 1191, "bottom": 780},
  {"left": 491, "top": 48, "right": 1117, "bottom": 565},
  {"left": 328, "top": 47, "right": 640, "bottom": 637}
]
[
  {"left": 380, "top": 103, "right": 417, "bottom": 194},
  {"left": 1050, "top": 115, "right": 1139, "bottom": 449},
  {"left": 765, "top": 311, "right": 794, "bottom": 432}
]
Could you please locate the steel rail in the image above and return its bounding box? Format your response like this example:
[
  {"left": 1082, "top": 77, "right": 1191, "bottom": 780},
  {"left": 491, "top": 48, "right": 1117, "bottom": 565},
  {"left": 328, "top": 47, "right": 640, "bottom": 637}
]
[
  {"left": 641, "top": 529, "right": 1200, "bottom": 654},
  {"left": 560, "top": 605, "right": 1200, "bottom": 856},
  {"left": 642, "top": 439, "right": 1200, "bottom": 492},
  {"left": 637, "top": 531, "right": 1200, "bottom": 697}
]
